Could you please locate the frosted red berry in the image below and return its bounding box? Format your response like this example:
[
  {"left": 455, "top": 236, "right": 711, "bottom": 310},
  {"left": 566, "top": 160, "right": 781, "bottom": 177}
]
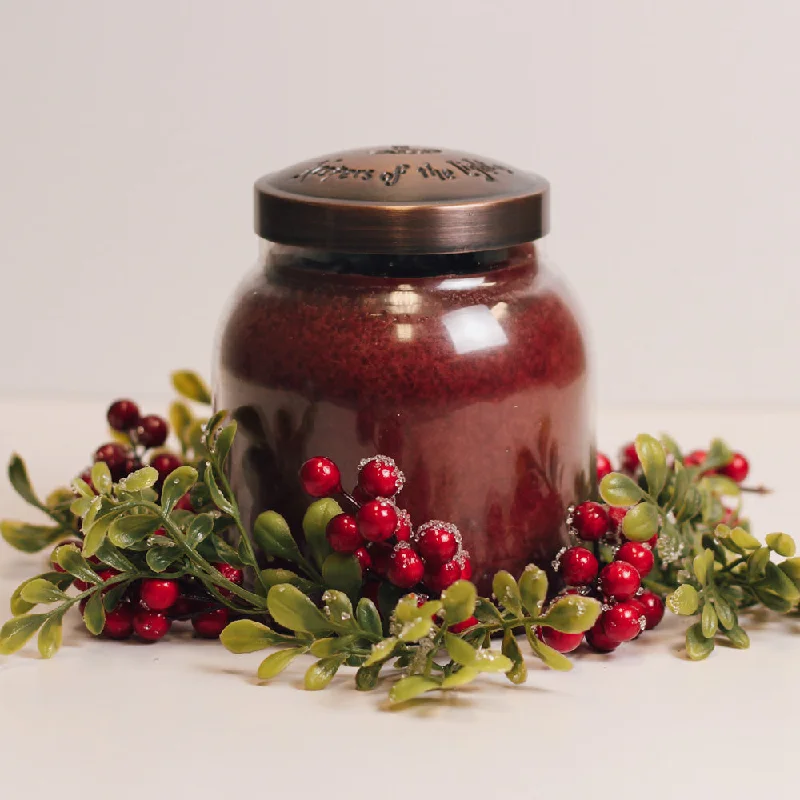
[
  {"left": 299, "top": 456, "right": 341, "bottom": 497},
  {"left": 449, "top": 616, "right": 479, "bottom": 634},
  {"left": 683, "top": 449, "right": 707, "bottom": 468},
  {"left": 107, "top": 399, "right": 140, "bottom": 432},
  {"left": 103, "top": 603, "right": 134, "bottom": 639},
  {"left": 416, "top": 522, "right": 459, "bottom": 566},
  {"left": 357, "top": 456, "right": 404, "bottom": 498},
  {"left": 615, "top": 541, "right": 654, "bottom": 577},
  {"left": 601, "top": 602, "right": 643, "bottom": 643},
  {"left": 192, "top": 607, "right": 229, "bottom": 638},
  {"left": 357, "top": 499, "right": 398, "bottom": 542},
  {"left": 394, "top": 509, "right": 412, "bottom": 542},
  {"left": 150, "top": 452, "right": 183, "bottom": 484},
  {"left": 459, "top": 555, "right": 473, "bottom": 581},
  {"left": 540, "top": 626, "right": 584, "bottom": 653},
  {"left": 93, "top": 442, "right": 130, "bottom": 481},
  {"left": 139, "top": 578, "right": 180, "bottom": 611},
  {"left": 720, "top": 452, "right": 749, "bottom": 483},
  {"left": 620, "top": 442, "right": 639, "bottom": 474},
  {"left": 387, "top": 545, "right": 425, "bottom": 588},
  {"left": 133, "top": 610, "right": 171, "bottom": 641},
  {"left": 560, "top": 546, "right": 599, "bottom": 585},
  {"left": 596, "top": 452, "right": 613, "bottom": 481},
  {"left": 638, "top": 590, "right": 665, "bottom": 630},
  {"left": 135, "top": 415, "right": 169, "bottom": 448},
  {"left": 599, "top": 561, "right": 641, "bottom": 601},
  {"left": 585, "top": 620, "right": 620, "bottom": 652},
  {"left": 572, "top": 501, "right": 610, "bottom": 541},
  {"left": 424, "top": 558, "right": 461, "bottom": 593},
  {"left": 354, "top": 546, "right": 372, "bottom": 573},
  {"left": 326, "top": 513, "right": 362, "bottom": 553}
]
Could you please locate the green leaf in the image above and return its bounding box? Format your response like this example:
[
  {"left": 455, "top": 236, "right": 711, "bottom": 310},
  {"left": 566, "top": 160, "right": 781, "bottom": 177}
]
[
  {"left": 526, "top": 628, "right": 573, "bottom": 670},
  {"left": 389, "top": 676, "right": 440, "bottom": 704},
  {"left": 518, "top": 565, "right": 548, "bottom": 616},
  {"left": 501, "top": 630, "right": 527, "bottom": 684},
  {"left": 309, "top": 636, "right": 357, "bottom": 658},
  {"left": 766, "top": 533, "right": 796, "bottom": 558},
  {"left": 693, "top": 550, "right": 713, "bottom": 587},
  {"left": 72, "top": 477, "right": 94, "bottom": 499},
  {"left": 146, "top": 544, "right": 182, "bottom": 573},
  {"left": 94, "top": 541, "right": 135, "bottom": 573},
  {"left": 731, "top": 527, "right": 762, "bottom": 551},
  {"left": 257, "top": 647, "right": 306, "bottom": 680},
  {"left": 711, "top": 592, "right": 736, "bottom": 630},
  {"left": 253, "top": 511, "right": 301, "bottom": 562},
  {"left": 747, "top": 547, "right": 771, "bottom": 581},
  {"left": 356, "top": 598, "right": 383, "bottom": 638},
  {"left": 621, "top": 503, "right": 660, "bottom": 543},
  {"left": 322, "top": 589, "right": 357, "bottom": 630},
  {"left": 121, "top": 466, "right": 159, "bottom": 492},
  {"left": 685, "top": 623, "right": 714, "bottom": 661},
  {"left": 210, "top": 534, "right": 245, "bottom": 567},
  {"left": 0, "top": 614, "right": 48, "bottom": 655},
  {"left": 355, "top": 664, "right": 382, "bottom": 691},
  {"left": 635, "top": 434, "right": 668, "bottom": 498},
  {"left": 90, "top": 461, "right": 113, "bottom": 495},
  {"left": 182, "top": 513, "right": 213, "bottom": 550},
  {"left": 203, "top": 465, "right": 234, "bottom": 516},
  {"left": 667, "top": 584, "right": 700, "bottom": 616},
  {"left": 701, "top": 603, "right": 718, "bottom": 638},
  {"left": 302, "top": 499, "right": 342, "bottom": 568},
  {"left": 56, "top": 545, "right": 100, "bottom": 584},
  {"left": 660, "top": 433, "right": 683, "bottom": 460},
  {"left": 82, "top": 592, "right": 106, "bottom": 636},
  {"left": 108, "top": 514, "right": 161, "bottom": 548},
  {"left": 171, "top": 370, "right": 212, "bottom": 404},
  {"left": 220, "top": 619, "right": 288, "bottom": 653},
  {"left": 668, "top": 463, "right": 690, "bottom": 512},
  {"left": 20, "top": 578, "right": 67, "bottom": 605},
  {"left": 473, "top": 649, "right": 514, "bottom": 673},
  {"left": 474, "top": 597, "right": 503, "bottom": 624},
  {"left": 0, "top": 521, "right": 64, "bottom": 554},
  {"left": 214, "top": 422, "right": 237, "bottom": 466},
  {"left": 702, "top": 474, "right": 741, "bottom": 498},
  {"left": 441, "top": 579, "right": 477, "bottom": 624},
  {"left": 779, "top": 558, "right": 800, "bottom": 589},
  {"left": 599, "top": 472, "right": 645, "bottom": 507},
  {"left": 398, "top": 616, "right": 434, "bottom": 642},
  {"left": 81, "top": 511, "right": 116, "bottom": 559},
  {"left": 755, "top": 563, "right": 800, "bottom": 604},
  {"left": 725, "top": 625, "right": 750, "bottom": 649},
  {"left": 540, "top": 595, "right": 601, "bottom": 633},
  {"left": 445, "top": 632, "right": 478, "bottom": 666},
  {"left": 70, "top": 496, "right": 93, "bottom": 516},
  {"left": 169, "top": 401, "right": 193, "bottom": 448},
  {"left": 322, "top": 553, "right": 363, "bottom": 601},
  {"left": 267, "top": 584, "right": 332, "bottom": 635},
  {"left": 441, "top": 666, "right": 480, "bottom": 689},
  {"left": 304, "top": 656, "right": 344, "bottom": 690},
  {"left": 103, "top": 581, "right": 130, "bottom": 612},
  {"left": 704, "top": 439, "right": 733, "bottom": 472},
  {"left": 161, "top": 466, "right": 198, "bottom": 513},
  {"left": 37, "top": 614, "right": 63, "bottom": 659},
  {"left": 8, "top": 454, "right": 45, "bottom": 509},
  {"left": 492, "top": 571, "right": 522, "bottom": 616},
  {"left": 258, "top": 569, "right": 317, "bottom": 594},
  {"left": 364, "top": 637, "right": 398, "bottom": 666}
]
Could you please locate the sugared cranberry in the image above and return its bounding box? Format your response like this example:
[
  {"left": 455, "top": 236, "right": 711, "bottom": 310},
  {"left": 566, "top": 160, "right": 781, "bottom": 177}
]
[
  {"left": 354, "top": 546, "right": 372, "bottom": 573},
  {"left": 103, "top": 603, "right": 134, "bottom": 639},
  {"left": 599, "top": 561, "right": 641, "bottom": 601},
  {"left": 585, "top": 620, "right": 620, "bottom": 653},
  {"left": 596, "top": 452, "right": 613, "bottom": 481},
  {"left": 149, "top": 452, "right": 183, "bottom": 485},
  {"left": 416, "top": 522, "right": 459, "bottom": 566},
  {"left": 572, "top": 501, "right": 610, "bottom": 542},
  {"left": 133, "top": 610, "right": 171, "bottom": 641},
  {"left": 368, "top": 543, "right": 393, "bottom": 576},
  {"left": 720, "top": 452, "right": 749, "bottom": 483},
  {"left": 139, "top": 579, "right": 180, "bottom": 611},
  {"left": 299, "top": 456, "right": 341, "bottom": 497},
  {"left": 615, "top": 541, "right": 654, "bottom": 577},
  {"left": 175, "top": 493, "right": 194, "bottom": 512},
  {"left": 192, "top": 607, "right": 229, "bottom": 638},
  {"left": 387, "top": 546, "right": 425, "bottom": 588},
  {"left": 394, "top": 509, "right": 412, "bottom": 542},
  {"left": 683, "top": 449, "right": 707, "bottom": 468},
  {"left": 93, "top": 442, "right": 130, "bottom": 481},
  {"left": 560, "top": 546, "right": 599, "bottom": 585},
  {"left": 601, "top": 602, "right": 643, "bottom": 643},
  {"left": 459, "top": 555, "right": 473, "bottom": 581},
  {"left": 424, "top": 558, "right": 461, "bottom": 593},
  {"left": 326, "top": 514, "right": 362, "bottom": 553},
  {"left": 357, "top": 456, "right": 404, "bottom": 498},
  {"left": 449, "top": 616, "right": 479, "bottom": 634},
  {"left": 539, "top": 626, "right": 584, "bottom": 653},
  {"left": 608, "top": 506, "right": 627, "bottom": 533},
  {"left": 357, "top": 500, "right": 398, "bottom": 542},
  {"left": 107, "top": 399, "right": 140, "bottom": 432},
  {"left": 638, "top": 590, "right": 665, "bottom": 630},
  {"left": 620, "top": 442, "right": 639, "bottom": 474}
]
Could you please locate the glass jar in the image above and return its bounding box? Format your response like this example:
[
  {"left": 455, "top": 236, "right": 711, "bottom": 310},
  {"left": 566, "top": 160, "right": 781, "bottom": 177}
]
[{"left": 215, "top": 147, "right": 592, "bottom": 593}]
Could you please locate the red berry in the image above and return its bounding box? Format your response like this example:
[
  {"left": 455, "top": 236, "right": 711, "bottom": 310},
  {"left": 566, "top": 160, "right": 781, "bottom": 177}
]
[
  {"left": 720, "top": 452, "right": 749, "bottom": 483},
  {"left": 424, "top": 558, "right": 461, "bottom": 593},
  {"left": 362, "top": 578, "right": 380, "bottom": 604},
  {"left": 149, "top": 452, "right": 183, "bottom": 485},
  {"left": 449, "top": 616, "right": 479, "bottom": 634},
  {"left": 357, "top": 456, "right": 404, "bottom": 498},
  {"left": 352, "top": 485, "right": 372, "bottom": 505},
  {"left": 560, "top": 546, "right": 599, "bottom": 585},
  {"left": 133, "top": 610, "right": 171, "bottom": 641},
  {"left": 107, "top": 399, "right": 140, "bottom": 432},
  {"left": 683, "top": 449, "right": 707, "bottom": 468},
  {"left": 585, "top": 620, "right": 620, "bottom": 652},
  {"left": 357, "top": 499, "right": 398, "bottom": 542},
  {"left": 298, "top": 456, "right": 341, "bottom": 497},
  {"left": 599, "top": 561, "right": 640, "bottom": 601},
  {"left": 601, "top": 602, "right": 643, "bottom": 643},
  {"left": 387, "top": 545, "right": 424, "bottom": 588},
  {"left": 139, "top": 579, "right": 180, "bottom": 611},
  {"left": 459, "top": 554, "right": 473, "bottom": 581},
  {"left": 214, "top": 562, "right": 243, "bottom": 598},
  {"left": 646, "top": 533, "right": 659, "bottom": 549},
  {"left": 103, "top": 603, "right": 134, "bottom": 639},
  {"left": 192, "top": 607, "right": 229, "bottom": 638},
  {"left": 175, "top": 493, "right": 194, "bottom": 512},
  {"left": 615, "top": 541, "right": 654, "bottom": 577},
  {"left": 96, "top": 568, "right": 119, "bottom": 583},
  {"left": 93, "top": 442, "right": 131, "bottom": 481},
  {"left": 638, "top": 590, "right": 665, "bottom": 630},
  {"left": 540, "top": 626, "right": 584, "bottom": 653},
  {"left": 416, "top": 522, "right": 459, "bottom": 566},
  {"left": 620, "top": 442, "right": 639, "bottom": 474},
  {"left": 596, "top": 452, "right": 613, "bottom": 481},
  {"left": 122, "top": 456, "right": 142, "bottom": 476},
  {"left": 394, "top": 509, "right": 412, "bottom": 542},
  {"left": 354, "top": 546, "right": 372, "bottom": 573},
  {"left": 572, "top": 501, "right": 610, "bottom": 541},
  {"left": 134, "top": 415, "right": 168, "bottom": 448},
  {"left": 368, "top": 543, "right": 393, "bottom": 576},
  {"left": 326, "top": 513, "right": 362, "bottom": 553},
  {"left": 608, "top": 506, "right": 627, "bottom": 533}
]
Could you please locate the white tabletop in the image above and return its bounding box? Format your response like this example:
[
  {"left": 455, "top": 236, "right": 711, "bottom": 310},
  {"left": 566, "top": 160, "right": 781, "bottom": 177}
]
[{"left": 1, "top": 401, "right": 797, "bottom": 799}]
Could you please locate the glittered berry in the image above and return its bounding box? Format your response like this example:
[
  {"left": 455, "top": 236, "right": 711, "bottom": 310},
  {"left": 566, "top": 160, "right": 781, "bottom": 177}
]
[
  {"left": 459, "top": 554, "right": 473, "bottom": 581},
  {"left": 135, "top": 415, "right": 169, "bottom": 448},
  {"left": 133, "top": 610, "right": 171, "bottom": 641},
  {"left": 299, "top": 456, "right": 341, "bottom": 497},
  {"left": 596, "top": 452, "right": 613, "bottom": 481},
  {"left": 416, "top": 522, "right": 459, "bottom": 567},
  {"left": 424, "top": 558, "right": 461, "bottom": 593},
  {"left": 539, "top": 626, "right": 584, "bottom": 653},
  {"left": 357, "top": 456, "right": 404, "bottom": 498},
  {"left": 615, "top": 541, "right": 654, "bottom": 577},
  {"left": 387, "top": 546, "right": 425, "bottom": 588},
  {"left": 394, "top": 509, "right": 412, "bottom": 542},
  {"left": 354, "top": 546, "right": 372, "bottom": 573},
  {"left": 601, "top": 602, "right": 643, "bottom": 643},
  {"left": 103, "top": 603, "right": 134, "bottom": 640},
  {"left": 149, "top": 452, "right": 183, "bottom": 485},
  {"left": 326, "top": 513, "right": 362, "bottom": 553},
  {"left": 357, "top": 499, "right": 398, "bottom": 542},
  {"left": 449, "top": 616, "right": 479, "bottom": 634},
  {"left": 572, "top": 501, "right": 610, "bottom": 542},
  {"left": 93, "top": 442, "right": 130, "bottom": 481},
  {"left": 139, "top": 578, "right": 180, "bottom": 611},
  {"left": 192, "top": 607, "right": 229, "bottom": 638},
  {"left": 608, "top": 505, "right": 627, "bottom": 533},
  {"left": 107, "top": 399, "right": 140, "bottom": 432},
  {"left": 560, "top": 546, "right": 599, "bottom": 586},
  {"left": 683, "top": 449, "right": 707, "bottom": 468},
  {"left": 720, "top": 452, "right": 749, "bottom": 483},
  {"left": 585, "top": 620, "right": 620, "bottom": 653},
  {"left": 599, "top": 561, "right": 641, "bottom": 601},
  {"left": 620, "top": 442, "right": 639, "bottom": 474},
  {"left": 368, "top": 543, "right": 393, "bottom": 576},
  {"left": 638, "top": 590, "right": 665, "bottom": 630}
]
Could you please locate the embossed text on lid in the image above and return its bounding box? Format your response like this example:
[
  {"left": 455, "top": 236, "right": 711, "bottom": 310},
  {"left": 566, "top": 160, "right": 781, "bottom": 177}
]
[{"left": 254, "top": 146, "right": 549, "bottom": 254}]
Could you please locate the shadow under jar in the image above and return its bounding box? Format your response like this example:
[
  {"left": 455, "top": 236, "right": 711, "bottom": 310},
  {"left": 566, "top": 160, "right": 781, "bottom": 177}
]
[{"left": 215, "top": 146, "right": 592, "bottom": 594}]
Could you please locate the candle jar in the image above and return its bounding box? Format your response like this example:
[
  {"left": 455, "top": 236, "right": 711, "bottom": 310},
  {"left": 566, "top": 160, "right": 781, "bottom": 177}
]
[{"left": 215, "top": 146, "right": 592, "bottom": 593}]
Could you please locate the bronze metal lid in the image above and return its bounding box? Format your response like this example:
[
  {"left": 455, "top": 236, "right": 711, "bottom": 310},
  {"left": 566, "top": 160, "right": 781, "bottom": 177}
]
[{"left": 254, "top": 145, "right": 549, "bottom": 254}]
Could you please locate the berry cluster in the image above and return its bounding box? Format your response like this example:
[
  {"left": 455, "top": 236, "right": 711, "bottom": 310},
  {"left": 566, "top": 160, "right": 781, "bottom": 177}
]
[{"left": 612, "top": 443, "right": 750, "bottom": 484}]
